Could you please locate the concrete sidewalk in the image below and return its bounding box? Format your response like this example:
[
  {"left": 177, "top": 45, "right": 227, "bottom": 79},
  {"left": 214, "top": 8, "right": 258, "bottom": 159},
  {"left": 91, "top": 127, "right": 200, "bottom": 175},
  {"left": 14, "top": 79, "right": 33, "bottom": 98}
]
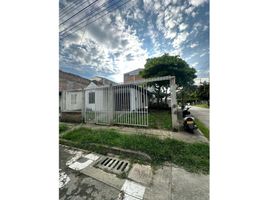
[{"left": 60, "top": 145, "right": 209, "bottom": 200}]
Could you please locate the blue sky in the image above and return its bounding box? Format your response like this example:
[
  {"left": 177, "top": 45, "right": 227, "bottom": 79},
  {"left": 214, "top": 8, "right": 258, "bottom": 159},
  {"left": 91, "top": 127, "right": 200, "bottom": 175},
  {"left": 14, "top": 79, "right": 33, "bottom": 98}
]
[{"left": 59, "top": 0, "right": 209, "bottom": 83}]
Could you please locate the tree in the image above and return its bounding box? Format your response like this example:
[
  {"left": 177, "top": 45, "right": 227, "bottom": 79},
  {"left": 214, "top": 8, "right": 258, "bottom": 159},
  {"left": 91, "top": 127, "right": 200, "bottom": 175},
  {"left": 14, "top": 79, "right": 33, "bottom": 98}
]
[
  {"left": 140, "top": 54, "right": 197, "bottom": 105},
  {"left": 197, "top": 82, "right": 210, "bottom": 105}
]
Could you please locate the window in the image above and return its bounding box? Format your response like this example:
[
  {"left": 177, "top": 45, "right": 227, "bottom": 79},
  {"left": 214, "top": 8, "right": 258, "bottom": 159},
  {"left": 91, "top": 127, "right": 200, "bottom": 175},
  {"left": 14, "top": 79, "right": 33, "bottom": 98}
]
[
  {"left": 71, "top": 94, "right": 77, "bottom": 105},
  {"left": 88, "top": 92, "right": 95, "bottom": 104}
]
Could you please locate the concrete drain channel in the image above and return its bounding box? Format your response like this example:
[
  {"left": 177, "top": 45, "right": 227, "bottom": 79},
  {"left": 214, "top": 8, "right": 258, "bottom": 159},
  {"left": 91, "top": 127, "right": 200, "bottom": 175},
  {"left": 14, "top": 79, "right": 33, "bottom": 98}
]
[{"left": 95, "top": 156, "right": 130, "bottom": 175}]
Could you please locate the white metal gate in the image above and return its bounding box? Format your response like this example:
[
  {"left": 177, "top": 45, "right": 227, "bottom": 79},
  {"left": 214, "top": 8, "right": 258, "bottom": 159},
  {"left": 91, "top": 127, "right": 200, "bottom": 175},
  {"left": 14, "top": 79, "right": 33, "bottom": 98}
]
[{"left": 85, "top": 83, "right": 149, "bottom": 127}]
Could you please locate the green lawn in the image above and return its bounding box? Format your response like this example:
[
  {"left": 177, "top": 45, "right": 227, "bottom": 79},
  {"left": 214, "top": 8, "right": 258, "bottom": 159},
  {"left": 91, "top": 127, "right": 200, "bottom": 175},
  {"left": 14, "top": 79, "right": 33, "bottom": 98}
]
[
  {"left": 194, "top": 104, "right": 209, "bottom": 108},
  {"left": 60, "top": 127, "right": 209, "bottom": 174},
  {"left": 195, "top": 119, "right": 209, "bottom": 140},
  {"left": 148, "top": 110, "right": 172, "bottom": 130},
  {"left": 59, "top": 123, "right": 69, "bottom": 133}
]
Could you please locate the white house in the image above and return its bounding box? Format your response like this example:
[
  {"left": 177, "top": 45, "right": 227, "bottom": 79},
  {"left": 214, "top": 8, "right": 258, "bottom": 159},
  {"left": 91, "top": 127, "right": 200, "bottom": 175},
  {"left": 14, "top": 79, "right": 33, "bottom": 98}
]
[{"left": 84, "top": 82, "right": 147, "bottom": 112}]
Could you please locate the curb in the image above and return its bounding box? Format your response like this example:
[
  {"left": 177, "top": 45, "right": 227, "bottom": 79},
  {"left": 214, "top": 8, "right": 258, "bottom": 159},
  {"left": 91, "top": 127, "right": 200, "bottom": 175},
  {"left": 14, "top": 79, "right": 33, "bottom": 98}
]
[{"left": 59, "top": 139, "right": 152, "bottom": 162}]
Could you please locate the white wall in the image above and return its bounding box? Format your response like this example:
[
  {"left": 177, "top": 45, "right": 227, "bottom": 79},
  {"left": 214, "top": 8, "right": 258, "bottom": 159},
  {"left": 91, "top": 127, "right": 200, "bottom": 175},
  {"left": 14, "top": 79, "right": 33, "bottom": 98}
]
[{"left": 64, "top": 91, "right": 83, "bottom": 111}]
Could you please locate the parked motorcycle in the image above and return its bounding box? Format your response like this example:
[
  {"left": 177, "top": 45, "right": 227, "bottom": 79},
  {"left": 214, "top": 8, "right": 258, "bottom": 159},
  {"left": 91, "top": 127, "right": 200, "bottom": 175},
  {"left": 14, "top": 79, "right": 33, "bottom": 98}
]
[{"left": 182, "top": 105, "right": 197, "bottom": 133}]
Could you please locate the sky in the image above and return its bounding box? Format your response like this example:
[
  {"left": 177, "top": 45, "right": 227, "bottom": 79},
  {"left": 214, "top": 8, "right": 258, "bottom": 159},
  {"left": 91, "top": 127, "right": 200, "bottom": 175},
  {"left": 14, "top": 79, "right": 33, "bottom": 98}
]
[{"left": 59, "top": 0, "right": 209, "bottom": 83}]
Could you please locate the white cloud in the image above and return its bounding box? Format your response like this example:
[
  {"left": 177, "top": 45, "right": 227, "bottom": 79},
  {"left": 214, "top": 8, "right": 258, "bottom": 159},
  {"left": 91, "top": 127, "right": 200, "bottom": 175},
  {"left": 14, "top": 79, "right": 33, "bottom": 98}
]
[
  {"left": 190, "top": 43, "right": 199, "bottom": 48},
  {"left": 179, "top": 23, "right": 188, "bottom": 31},
  {"left": 185, "top": 6, "right": 195, "bottom": 14},
  {"left": 192, "top": 62, "right": 198, "bottom": 67},
  {"left": 172, "top": 31, "right": 189, "bottom": 53},
  {"left": 189, "top": 0, "right": 208, "bottom": 7}
]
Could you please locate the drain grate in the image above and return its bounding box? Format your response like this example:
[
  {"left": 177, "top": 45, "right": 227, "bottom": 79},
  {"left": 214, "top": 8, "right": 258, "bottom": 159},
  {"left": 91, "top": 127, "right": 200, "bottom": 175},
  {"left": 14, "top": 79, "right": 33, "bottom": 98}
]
[{"left": 95, "top": 156, "right": 130, "bottom": 175}]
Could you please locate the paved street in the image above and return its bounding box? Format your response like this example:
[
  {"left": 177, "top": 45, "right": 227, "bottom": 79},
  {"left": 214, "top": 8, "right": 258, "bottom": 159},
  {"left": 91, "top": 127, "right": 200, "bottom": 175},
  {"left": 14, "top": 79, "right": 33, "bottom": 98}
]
[
  {"left": 190, "top": 106, "right": 210, "bottom": 129},
  {"left": 60, "top": 145, "right": 209, "bottom": 200}
]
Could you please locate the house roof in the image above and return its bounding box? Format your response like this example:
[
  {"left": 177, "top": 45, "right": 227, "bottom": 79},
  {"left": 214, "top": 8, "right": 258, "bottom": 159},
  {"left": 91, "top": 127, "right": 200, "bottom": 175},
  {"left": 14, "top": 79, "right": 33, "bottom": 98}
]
[{"left": 89, "top": 76, "right": 117, "bottom": 85}]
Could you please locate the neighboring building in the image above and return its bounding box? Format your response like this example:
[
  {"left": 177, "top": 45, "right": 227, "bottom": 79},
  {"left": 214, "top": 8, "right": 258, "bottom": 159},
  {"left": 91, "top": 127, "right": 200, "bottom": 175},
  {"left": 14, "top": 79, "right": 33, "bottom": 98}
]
[
  {"left": 124, "top": 68, "right": 144, "bottom": 83},
  {"left": 59, "top": 70, "right": 90, "bottom": 111},
  {"left": 59, "top": 70, "right": 90, "bottom": 91},
  {"left": 89, "top": 76, "right": 116, "bottom": 86}
]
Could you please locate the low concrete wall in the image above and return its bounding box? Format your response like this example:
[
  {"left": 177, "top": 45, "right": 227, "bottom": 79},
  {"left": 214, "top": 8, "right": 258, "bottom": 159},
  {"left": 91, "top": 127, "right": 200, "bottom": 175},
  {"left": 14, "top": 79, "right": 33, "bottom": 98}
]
[{"left": 60, "top": 112, "right": 83, "bottom": 123}]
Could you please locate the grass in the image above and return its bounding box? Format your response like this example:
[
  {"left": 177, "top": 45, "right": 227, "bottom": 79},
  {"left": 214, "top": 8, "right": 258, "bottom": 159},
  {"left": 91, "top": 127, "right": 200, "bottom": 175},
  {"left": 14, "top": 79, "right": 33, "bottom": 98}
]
[
  {"left": 194, "top": 104, "right": 209, "bottom": 108},
  {"left": 59, "top": 123, "right": 69, "bottom": 133},
  {"left": 195, "top": 119, "right": 209, "bottom": 140},
  {"left": 100, "top": 110, "right": 172, "bottom": 130},
  {"left": 60, "top": 127, "right": 209, "bottom": 174},
  {"left": 148, "top": 110, "right": 172, "bottom": 130}
]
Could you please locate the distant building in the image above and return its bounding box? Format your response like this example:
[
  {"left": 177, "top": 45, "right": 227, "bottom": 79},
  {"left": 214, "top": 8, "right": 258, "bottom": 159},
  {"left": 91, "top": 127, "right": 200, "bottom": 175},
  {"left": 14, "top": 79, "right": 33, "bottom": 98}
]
[
  {"left": 89, "top": 76, "right": 116, "bottom": 86},
  {"left": 124, "top": 68, "right": 144, "bottom": 83}
]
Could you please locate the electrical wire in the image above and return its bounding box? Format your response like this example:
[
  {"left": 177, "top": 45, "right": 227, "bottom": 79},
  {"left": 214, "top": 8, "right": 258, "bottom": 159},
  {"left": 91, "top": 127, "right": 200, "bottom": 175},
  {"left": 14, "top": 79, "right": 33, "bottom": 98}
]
[
  {"left": 60, "top": 0, "right": 101, "bottom": 26},
  {"left": 60, "top": 0, "right": 88, "bottom": 18},
  {"left": 60, "top": 0, "right": 133, "bottom": 40},
  {"left": 59, "top": 0, "right": 113, "bottom": 35}
]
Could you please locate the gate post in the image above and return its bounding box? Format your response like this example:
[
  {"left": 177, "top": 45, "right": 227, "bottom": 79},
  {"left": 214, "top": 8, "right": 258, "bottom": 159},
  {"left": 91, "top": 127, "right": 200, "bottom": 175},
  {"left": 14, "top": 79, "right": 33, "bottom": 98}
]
[
  {"left": 81, "top": 88, "right": 86, "bottom": 123},
  {"left": 107, "top": 85, "right": 114, "bottom": 125},
  {"left": 170, "top": 77, "right": 179, "bottom": 130}
]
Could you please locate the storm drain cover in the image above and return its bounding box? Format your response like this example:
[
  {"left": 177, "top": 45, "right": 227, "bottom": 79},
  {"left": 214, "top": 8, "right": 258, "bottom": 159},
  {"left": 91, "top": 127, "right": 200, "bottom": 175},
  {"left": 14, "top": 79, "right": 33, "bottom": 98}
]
[
  {"left": 95, "top": 156, "right": 130, "bottom": 175},
  {"left": 76, "top": 157, "right": 89, "bottom": 163}
]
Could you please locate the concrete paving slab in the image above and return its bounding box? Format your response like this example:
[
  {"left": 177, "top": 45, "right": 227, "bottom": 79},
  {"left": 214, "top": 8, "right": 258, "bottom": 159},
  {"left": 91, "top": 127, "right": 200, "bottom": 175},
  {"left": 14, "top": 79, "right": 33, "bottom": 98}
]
[
  {"left": 121, "top": 180, "right": 146, "bottom": 200},
  {"left": 68, "top": 153, "right": 100, "bottom": 171},
  {"left": 127, "top": 164, "right": 152, "bottom": 186},
  {"left": 143, "top": 165, "right": 172, "bottom": 200},
  {"left": 81, "top": 166, "right": 125, "bottom": 190},
  {"left": 60, "top": 171, "right": 120, "bottom": 200},
  {"left": 171, "top": 167, "right": 209, "bottom": 200}
]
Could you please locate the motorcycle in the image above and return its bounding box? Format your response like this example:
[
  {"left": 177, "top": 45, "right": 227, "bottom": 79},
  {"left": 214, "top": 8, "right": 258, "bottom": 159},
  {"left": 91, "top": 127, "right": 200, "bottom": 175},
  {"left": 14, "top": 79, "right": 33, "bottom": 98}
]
[{"left": 182, "top": 105, "right": 197, "bottom": 133}]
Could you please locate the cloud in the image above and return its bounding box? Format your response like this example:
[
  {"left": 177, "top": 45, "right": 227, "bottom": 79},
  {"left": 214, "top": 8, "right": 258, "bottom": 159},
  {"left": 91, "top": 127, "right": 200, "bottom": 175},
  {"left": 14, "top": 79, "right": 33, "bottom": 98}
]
[
  {"left": 172, "top": 31, "right": 189, "bottom": 53},
  {"left": 60, "top": 0, "right": 210, "bottom": 80},
  {"left": 190, "top": 43, "right": 199, "bottom": 48},
  {"left": 189, "top": 0, "right": 208, "bottom": 7},
  {"left": 191, "top": 62, "right": 198, "bottom": 67},
  {"left": 60, "top": 7, "right": 149, "bottom": 82},
  {"left": 179, "top": 23, "right": 188, "bottom": 31},
  {"left": 185, "top": 6, "right": 195, "bottom": 14}
]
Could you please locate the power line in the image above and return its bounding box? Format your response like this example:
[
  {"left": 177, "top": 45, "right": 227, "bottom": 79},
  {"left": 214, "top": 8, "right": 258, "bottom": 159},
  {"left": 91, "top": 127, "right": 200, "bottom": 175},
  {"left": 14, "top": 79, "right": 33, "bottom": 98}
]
[
  {"left": 60, "top": 0, "right": 89, "bottom": 19},
  {"left": 60, "top": 0, "right": 86, "bottom": 16},
  {"left": 60, "top": 0, "right": 101, "bottom": 26},
  {"left": 59, "top": 0, "right": 113, "bottom": 35},
  {"left": 60, "top": 0, "right": 132, "bottom": 39}
]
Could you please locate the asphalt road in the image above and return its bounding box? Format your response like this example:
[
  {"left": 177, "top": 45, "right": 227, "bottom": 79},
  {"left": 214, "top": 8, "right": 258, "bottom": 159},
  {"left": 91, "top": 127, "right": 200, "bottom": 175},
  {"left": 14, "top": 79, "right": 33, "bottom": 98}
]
[{"left": 190, "top": 106, "right": 210, "bottom": 129}]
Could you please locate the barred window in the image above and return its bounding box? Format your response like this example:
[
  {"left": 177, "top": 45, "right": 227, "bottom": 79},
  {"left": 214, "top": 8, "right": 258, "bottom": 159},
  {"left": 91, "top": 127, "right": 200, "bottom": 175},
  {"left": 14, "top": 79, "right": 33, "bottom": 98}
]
[
  {"left": 89, "top": 92, "right": 95, "bottom": 104},
  {"left": 71, "top": 94, "right": 77, "bottom": 105}
]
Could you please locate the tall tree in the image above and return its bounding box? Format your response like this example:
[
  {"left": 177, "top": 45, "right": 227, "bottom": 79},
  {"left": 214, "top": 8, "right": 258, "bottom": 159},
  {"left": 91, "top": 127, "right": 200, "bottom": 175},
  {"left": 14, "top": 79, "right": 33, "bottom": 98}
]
[
  {"left": 140, "top": 54, "right": 197, "bottom": 105},
  {"left": 197, "top": 82, "right": 210, "bottom": 105}
]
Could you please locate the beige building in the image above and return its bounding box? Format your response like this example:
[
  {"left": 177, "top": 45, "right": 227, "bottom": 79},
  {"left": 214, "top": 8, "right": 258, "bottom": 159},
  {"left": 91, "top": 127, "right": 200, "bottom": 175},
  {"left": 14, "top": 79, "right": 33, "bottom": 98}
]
[{"left": 124, "top": 68, "right": 144, "bottom": 83}]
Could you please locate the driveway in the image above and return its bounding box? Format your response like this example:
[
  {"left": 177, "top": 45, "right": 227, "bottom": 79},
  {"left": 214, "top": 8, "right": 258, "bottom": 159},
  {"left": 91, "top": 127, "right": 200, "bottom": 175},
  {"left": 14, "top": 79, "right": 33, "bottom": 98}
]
[{"left": 190, "top": 106, "right": 210, "bottom": 129}]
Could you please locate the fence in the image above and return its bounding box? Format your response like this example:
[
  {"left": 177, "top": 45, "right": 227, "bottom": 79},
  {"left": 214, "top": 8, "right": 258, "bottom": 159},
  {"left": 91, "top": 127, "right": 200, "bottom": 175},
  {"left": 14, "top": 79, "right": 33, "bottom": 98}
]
[{"left": 60, "top": 76, "right": 178, "bottom": 128}]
